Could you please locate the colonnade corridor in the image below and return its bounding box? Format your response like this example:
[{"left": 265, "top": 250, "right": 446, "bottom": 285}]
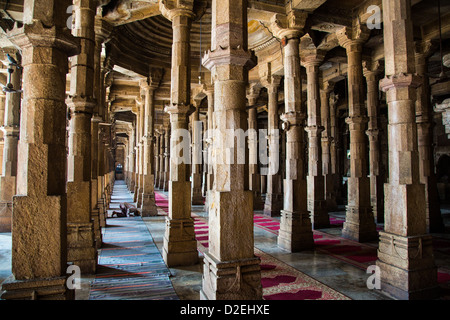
[
  {"left": 48, "top": 179, "right": 448, "bottom": 301},
  {"left": 2, "top": 0, "right": 450, "bottom": 309}
]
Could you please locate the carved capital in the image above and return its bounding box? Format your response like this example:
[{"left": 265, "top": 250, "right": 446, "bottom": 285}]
[
  {"left": 159, "top": 0, "right": 195, "bottom": 21},
  {"left": 336, "top": 21, "right": 370, "bottom": 51},
  {"left": 269, "top": 10, "right": 308, "bottom": 40}
]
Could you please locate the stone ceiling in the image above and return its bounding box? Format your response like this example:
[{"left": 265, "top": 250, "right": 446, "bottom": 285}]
[{"left": 1, "top": 0, "right": 450, "bottom": 128}]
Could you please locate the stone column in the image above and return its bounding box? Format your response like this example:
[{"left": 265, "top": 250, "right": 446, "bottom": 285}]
[
  {"left": 192, "top": 101, "right": 204, "bottom": 205},
  {"left": 140, "top": 74, "right": 160, "bottom": 217},
  {"left": 66, "top": 0, "right": 98, "bottom": 274},
  {"left": 91, "top": 12, "right": 112, "bottom": 246},
  {"left": 200, "top": 0, "right": 262, "bottom": 300},
  {"left": 160, "top": 0, "right": 198, "bottom": 267},
  {"left": 158, "top": 128, "right": 165, "bottom": 189},
  {"left": 261, "top": 75, "right": 283, "bottom": 216},
  {"left": 302, "top": 51, "right": 329, "bottom": 229},
  {"left": 154, "top": 129, "right": 160, "bottom": 189},
  {"left": 320, "top": 81, "right": 338, "bottom": 212},
  {"left": 136, "top": 98, "right": 145, "bottom": 207},
  {"left": 337, "top": 23, "right": 377, "bottom": 242},
  {"left": 204, "top": 88, "right": 214, "bottom": 212},
  {"left": 415, "top": 41, "right": 444, "bottom": 233},
  {"left": 270, "top": 9, "right": 314, "bottom": 252},
  {"left": 0, "top": 51, "right": 21, "bottom": 233},
  {"left": 163, "top": 119, "right": 170, "bottom": 191},
  {"left": 377, "top": 0, "right": 438, "bottom": 300},
  {"left": 363, "top": 60, "right": 385, "bottom": 224},
  {"left": 1, "top": 0, "right": 79, "bottom": 300},
  {"left": 247, "top": 90, "right": 264, "bottom": 210}
]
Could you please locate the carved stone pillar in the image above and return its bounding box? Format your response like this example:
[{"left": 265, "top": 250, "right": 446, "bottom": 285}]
[
  {"left": 140, "top": 74, "right": 160, "bottom": 217},
  {"left": 363, "top": 60, "right": 385, "bottom": 224},
  {"left": 154, "top": 129, "right": 160, "bottom": 189},
  {"left": 158, "top": 128, "right": 165, "bottom": 189},
  {"left": 91, "top": 12, "right": 112, "bottom": 248},
  {"left": 261, "top": 75, "right": 283, "bottom": 216},
  {"left": 0, "top": 50, "right": 21, "bottom": 233},
  {"left": 415, "top": 41, "right": 444, "bottom": 233},
  {"left": 160, "top": 0, "right": 198, "bottom": 267},
  {"left": 270, "top": 9, "right": 314, "bottom": 252},
  {"left": 337, "top": 24, "right": 377, "bottom": 242},
  {"left": 136, "top": 98, "right": 145, "bottom": 207},
  {"left": 0, "top": 0, "right": 79, "bottom": 300},
  {"left": 247, "top": 89, "right": 264, "bottom": 210},
  {"left": 163, "top": 118, "right": 171, "bottom": 192},
  {"left": 320, "top": 81, "right": 338, "bottom": 212},
  {"left": 191, "top": 102, "right": 204, "bottom": 205},
  {"left": 66, "top": 0, "right": 98, "bottom": 274},
  {"left": 200, "top": 0, "right": 262, "bottom": 300},
  {"left": 377, "top": 0, "right": 438, "bottom": 300},
  {"left": 204, "top": 88, "right": 214, "bottom": 212},
  {"left": 302, "top": 51, "right": 329, "bottom": 229}
]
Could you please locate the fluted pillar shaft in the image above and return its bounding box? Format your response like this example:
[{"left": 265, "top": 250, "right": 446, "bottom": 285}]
[{"left": 191, "top": 105, "right": 204, "bottom": 205}]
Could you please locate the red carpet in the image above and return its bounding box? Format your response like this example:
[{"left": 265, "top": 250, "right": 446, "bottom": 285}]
[{"left": 154, "top": 191, "right": 450, "bottom": 295}]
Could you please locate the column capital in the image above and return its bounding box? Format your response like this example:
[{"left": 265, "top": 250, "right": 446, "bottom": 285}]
[
  {"left": 336, "top": 22, "right": 370, "bottom": 51},
  {"left": 260, "top": 74, "right": 282, "bottom": 92},
  {"left": 7, "top": 21, "right": 79, "bottom": 58},
  {"left": 362, "top": 59, "right": 383, "bottom": 79},
  {"left": 159, "top": 0, "right": 196, "bottom": 21},
  {"left": 269, "top": 10, "right": 308, "bottom": 40},
  {"left": 202, "top": 46, "right": 257, "bottom": 71},
  {"left": 379, "top": 73, "right": 422, "bottom": 93},
  {"left": 320, "top": 80, "right": 335, "bottom": 94},
  {"left": 94, "top": 15, "right": 113, "bottom": 44},
  {"left": 164, "top": 102, "right": 195, "bottom": 116},
  {"left": 301, "top": 49, "right": 326, "bottom": 67},
  {"left": 281, "top": 111, "right": 306, "bottom": 129}
]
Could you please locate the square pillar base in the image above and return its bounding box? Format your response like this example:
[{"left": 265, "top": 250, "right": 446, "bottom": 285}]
[
  {"left": 1, "top": 276, "right": 74, "bottom": 300},
  {"left": 200, "top": 251, "right": 262, "bottom": 300},
  {"left": 376, "top": 231, "right": 439, "bottom": 300},
  {"left": 278, "top": 210, "right": 314, "bottom": 252},
  {"left": 162, "top": 217, "right": 199, "bottom": 267}
]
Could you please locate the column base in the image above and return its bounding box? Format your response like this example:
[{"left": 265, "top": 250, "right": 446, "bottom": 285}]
[
  {"left": 141, "top": 193, "right": 158, "bottom": 217},
  {"left": 1, "top": 275, "right": 74, "bottom": 300},
  {"left": 91, "top": 209, "right": 102, "bottom": 249},
  {"left": 200, "top": 251, "right": 262, "bottom": 300},
  {"left": 0, "top": 201, "right": 12, "bottom": 232},
  {"left": 278, "top": 210, "right": 314, "bottom": 252},
  {"left": 263, "top": 193, "right": 283, "bottom": 217},
  {"left": 192, "top": 192, "right": 205, "bottom": 205},
  {"left": 67, "top": 222, "right": 97, "bottom": 274},
  {"left": 308, "top": 199, "right": 330, "bottom": 229},
  {"left": 376, "top": 231, "right": 439, "bottom": 300},
  {"left": 162, "top": 217, "right": 198, "bottom": 267},
  {"left": 342, "top": 205, "right": 378, "bottom": 242}
]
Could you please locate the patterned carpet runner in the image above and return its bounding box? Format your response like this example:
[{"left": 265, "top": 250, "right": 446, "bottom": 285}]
[{"left": 89, "top": 182, "right": 179, "bottom": 300}]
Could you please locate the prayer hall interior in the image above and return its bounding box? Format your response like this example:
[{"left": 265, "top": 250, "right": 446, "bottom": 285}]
[{"left": 1, "top": 0, "right": 450, "bottom": 302}]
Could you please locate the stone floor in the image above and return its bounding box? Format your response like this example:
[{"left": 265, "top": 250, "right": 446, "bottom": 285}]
[{"left": 1, "top": 181, "right": 450, "bottom": 300}]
